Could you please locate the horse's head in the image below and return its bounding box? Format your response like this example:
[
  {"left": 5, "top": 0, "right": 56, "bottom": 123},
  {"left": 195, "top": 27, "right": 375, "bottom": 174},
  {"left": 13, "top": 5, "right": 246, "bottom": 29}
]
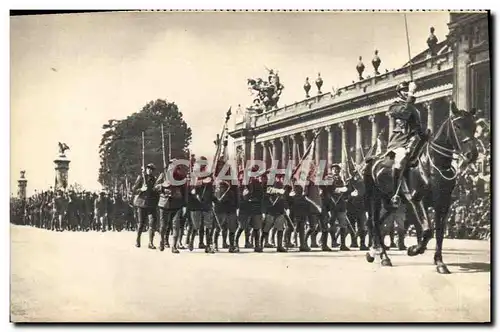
[{"left": 449, "top": 101, "right": 479, "bottom": 164}]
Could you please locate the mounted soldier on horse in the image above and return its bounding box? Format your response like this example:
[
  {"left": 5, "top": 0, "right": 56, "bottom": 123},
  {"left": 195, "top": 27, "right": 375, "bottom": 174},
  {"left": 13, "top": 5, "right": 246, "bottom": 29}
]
[{"left": 364, "top": 81, "right": 479, "bottom": 273}]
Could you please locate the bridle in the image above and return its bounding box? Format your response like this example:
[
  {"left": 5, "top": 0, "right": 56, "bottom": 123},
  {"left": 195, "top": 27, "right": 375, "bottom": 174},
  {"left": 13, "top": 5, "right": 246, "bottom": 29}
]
[{"left": 427, "top": 114, "right": 475, "bottom": 181}]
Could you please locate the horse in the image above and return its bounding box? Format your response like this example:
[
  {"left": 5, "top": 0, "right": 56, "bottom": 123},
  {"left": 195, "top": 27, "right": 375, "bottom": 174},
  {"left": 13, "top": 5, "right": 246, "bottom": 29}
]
[{"left": 364, "top": 100, "right": 479, "bottom": 273}]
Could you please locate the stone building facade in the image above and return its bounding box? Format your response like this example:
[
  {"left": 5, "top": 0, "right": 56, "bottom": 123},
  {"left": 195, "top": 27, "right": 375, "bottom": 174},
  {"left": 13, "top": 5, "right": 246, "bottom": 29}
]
[{"left": 229, "top": 12, "right": 490, "bottom": 175}]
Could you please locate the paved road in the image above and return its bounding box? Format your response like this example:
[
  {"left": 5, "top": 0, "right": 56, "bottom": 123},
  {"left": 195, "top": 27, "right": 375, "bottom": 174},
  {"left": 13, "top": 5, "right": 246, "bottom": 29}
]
[{"left": 10, "top": 225, "right": 491, "bottom": 322}]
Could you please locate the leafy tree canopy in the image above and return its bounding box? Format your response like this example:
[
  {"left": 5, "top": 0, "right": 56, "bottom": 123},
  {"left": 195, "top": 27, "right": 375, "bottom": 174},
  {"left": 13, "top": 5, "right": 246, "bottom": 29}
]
[{"left": 98, "top": 99, "right": 192, "bottom": 190}]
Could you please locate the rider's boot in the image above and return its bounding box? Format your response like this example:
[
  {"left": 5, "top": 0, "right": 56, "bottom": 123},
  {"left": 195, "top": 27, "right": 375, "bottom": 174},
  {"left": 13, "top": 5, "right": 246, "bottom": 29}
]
[{"left": 391, "top": 168, "right": 402, "bottom": 207}]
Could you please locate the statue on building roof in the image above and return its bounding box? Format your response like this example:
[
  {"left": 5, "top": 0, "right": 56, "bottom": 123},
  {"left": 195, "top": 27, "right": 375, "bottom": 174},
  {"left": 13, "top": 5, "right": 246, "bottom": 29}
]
[
  {"left": 303, "top": 77, "right": 311, "bottom": 98},
  {"left": 246, "top": 98, "right": 265, "bottom": 115},
  {"left": 427, "top": 27, "right": 438, "bottom": 57},
  {"left": 247, "top": 67, "right": 285, "bottom": 112},
  {"left": 315, "top": 72, "right": 323, "bottom": 94},
  {"left": 372, "top": 50, "right": 381, "bottom": 75},
  {"left": 356, "top": 56, "right": 365, "bottom": 80}
]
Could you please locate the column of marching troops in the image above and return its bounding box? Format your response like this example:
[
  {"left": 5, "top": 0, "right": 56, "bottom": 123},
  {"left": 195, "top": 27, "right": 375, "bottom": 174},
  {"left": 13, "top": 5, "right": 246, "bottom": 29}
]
[
  {"left": 19, "top": 190, "right": 137, "bottom": 232},
  {"left": 17, "top": 159, "right": 409, "bottom": 254},
  {"left": 131, "top": 157, "right": 408, "bottom": 254}
]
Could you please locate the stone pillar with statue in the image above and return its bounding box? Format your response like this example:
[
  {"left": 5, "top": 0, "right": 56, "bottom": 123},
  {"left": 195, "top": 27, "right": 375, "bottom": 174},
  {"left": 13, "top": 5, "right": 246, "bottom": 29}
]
[
  {"left": 54, "top": 142, "right": 71, "bottom": 191},
  {"left": 17, "top": 170, "right": 27, "bottom": 200}
]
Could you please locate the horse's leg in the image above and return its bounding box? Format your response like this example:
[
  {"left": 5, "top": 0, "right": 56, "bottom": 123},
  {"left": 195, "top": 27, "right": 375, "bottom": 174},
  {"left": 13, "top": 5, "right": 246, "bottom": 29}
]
[
  {"left": 433, "top": 191, "right": 452, "bottom": 274},
  {"left": 406, "top": 199, "right": 432, "bottom": 256},
  {"left": 366, "top": 190, "right": 392, "bottom": 266},
  {"left": 365, "top": 205, "right": 375, "bottom": 262},
  {"left": 365, "top": 181, "right": 376, "bottom": 263},
  {"left": 375, "top": 207, "right": 393, "bottom": 266}
]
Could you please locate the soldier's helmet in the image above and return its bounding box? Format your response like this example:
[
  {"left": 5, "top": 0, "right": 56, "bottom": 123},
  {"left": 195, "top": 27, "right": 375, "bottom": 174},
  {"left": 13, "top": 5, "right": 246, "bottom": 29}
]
[
  {"left": 396, "top": 81, "right": 410, "bottom": 99},
  {"left": 146, "top": 163, "right": 156, "bottom": 170},
  {"left": 331, "top": 163, "right": 342, "bottom": 171}
]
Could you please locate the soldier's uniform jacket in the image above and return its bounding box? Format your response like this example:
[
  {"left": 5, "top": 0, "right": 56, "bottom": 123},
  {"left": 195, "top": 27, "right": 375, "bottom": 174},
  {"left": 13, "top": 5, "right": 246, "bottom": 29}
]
[
  {"left": 189, "top": 175, "right": 217, "bottom": 212},
  {"left": 67, "top": 194, "right": 79, "bottom": 218},
  {"left": 132, "top": 173, "right": 158, "bottom": 208},
  {"left": 107, "top": 196, "right": 114, "bottom": 216},
  {"left": 214, "top": 182, "right": 239, "bottom": 214},
  {"left": 94, "top": 196, "right": 107, "bottom": 217},
  {"left": 84, "top": 194, "right": 93, "bottom": 217},
  {"left": 288, "top": 185, "right": 309, "bottom": 218},
  {"left": 53, "top": 194, "right": 68, "bottom": 215},
  {"left": 328, "top": 174, "right": 348, "bottom": 213},
  {"left": 265, "top": 181, "right": 289, "bottom": 216},
  {"left": 242, "top": 178, "right": 265, "bottom": 215},
  {"left": 113, "top": 197, "right": 127, "bottom": 218},
  {"left": 78, "top": 195, "right": 87, "bottom": 217},
  {"left": 155, "top": 172, "right": 186, "bottom": 211},
  {"left": 387, "top": 100, "right": 424, "bottom": 151}
]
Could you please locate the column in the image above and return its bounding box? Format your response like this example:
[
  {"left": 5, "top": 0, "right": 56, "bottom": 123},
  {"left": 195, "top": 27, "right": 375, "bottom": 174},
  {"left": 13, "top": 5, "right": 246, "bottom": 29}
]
[
  {"left": 271, "top": 139, "right": 277, "bottom": 164},
  {"left": 369, "top": 115, "right": 378, "bottom": 146},
  {"left": 425, "top": 101, "right": 434, "bottom": 133},
  {"left": 385, "top": 112, "right": 395, "bottom": 135},
  {"left": 338, "top": 122, "right": 346, "bottom": 172},
  {"left": 17, "top": 171, "right": 27, "bottom": 201},
  {"left": 250, "top": 138, "right": 256, "bottom": 161},
  {"left": 326, "top": 125, "right": 333, "bottom": 166},
  {"left": 280, "top": 137, "right": 287, "bottom": 169},
  {"left": 314, "top": 129, "right": 321, "bottom": 164},
  {"left": 262, "top": 141, "right": 269, "bottom": 168},
  {"left": 353, "top": 119, "right": 362, "bottom": 165},
  {"left": 291, "top": 135, "right": 298, "bottom": 167},
  {"left": 301, "top": 131, "right": 309, "bottom": 155}
]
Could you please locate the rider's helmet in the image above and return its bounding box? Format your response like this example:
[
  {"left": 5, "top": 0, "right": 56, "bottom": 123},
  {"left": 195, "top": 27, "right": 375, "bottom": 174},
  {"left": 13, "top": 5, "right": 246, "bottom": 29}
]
[{"left": 396, "top": 81, "right": 410, "bottom": 100}]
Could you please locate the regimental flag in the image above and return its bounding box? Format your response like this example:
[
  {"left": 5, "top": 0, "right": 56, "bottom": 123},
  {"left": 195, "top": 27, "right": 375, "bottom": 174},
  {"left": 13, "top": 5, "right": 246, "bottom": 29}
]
[
  {"left": 291, "top": 130, "right": 322, "bottom": 215},
  {"left": 291, "top": 130, "right": 320, "bottom": 184}
]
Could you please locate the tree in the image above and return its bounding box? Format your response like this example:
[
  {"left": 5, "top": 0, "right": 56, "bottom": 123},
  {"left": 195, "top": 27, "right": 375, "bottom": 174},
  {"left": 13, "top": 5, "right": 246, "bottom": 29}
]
[{"left": 98, "top": 99, "right": 192, "bottom": 190}]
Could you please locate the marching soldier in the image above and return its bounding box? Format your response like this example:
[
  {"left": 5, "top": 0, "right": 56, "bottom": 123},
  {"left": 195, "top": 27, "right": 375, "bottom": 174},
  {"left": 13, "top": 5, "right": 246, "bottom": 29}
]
[
  {"left": 106, "top": 192, "right": 115, "bottom": 231},
  {"left": 237, "top": 166, "right": 265, "bottom": 252},
  {"left": 213, "top": 179, "right": 239, "bottom": 252},
  {"left": 345, "top": 171, "right": 370, "bottom": 251},
  {"left": 234, "top": 170, "right": 251, "bottom": 250},
  {"left": 78, "top": 192, "right": 89, "bottom": 231},
  {"left": 155, "top": 160, "right": 187, "bottom": 253},
  {"left": 287, "top": 179, "right": 311, "bottom": 251},
  {"left": 188, "top": 157, "right": 217, "bottom": 253},
  {"left": 94, "top": 191, "right": 108, "bottom": 232},
  {"left": 132, "top": 163, "right": 159, "bottom": 249},
  {"left": 328, "top": 164, "right": 351, "bottom": 251},
  {"left": 113, "top": 192, "right": 127, "bottom": 232},
  {"left": 52, "top": 189, "right": 67, "bottom": 231},
  {"left": 67, "top": 190, "right": 79, "bottom": 231},
  {"left": 262, "top": 172, "right": 290, "bottom": 252}
]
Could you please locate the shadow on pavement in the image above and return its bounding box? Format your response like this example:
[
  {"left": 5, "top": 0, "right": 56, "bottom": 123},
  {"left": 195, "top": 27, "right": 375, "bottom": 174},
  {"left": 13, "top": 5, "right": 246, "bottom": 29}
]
[
  {"left": 447, "top": 262, "right": 491, "bottom": 273},
  {"left": 285, "top": 254, "right": 362, "bottom": 259}
]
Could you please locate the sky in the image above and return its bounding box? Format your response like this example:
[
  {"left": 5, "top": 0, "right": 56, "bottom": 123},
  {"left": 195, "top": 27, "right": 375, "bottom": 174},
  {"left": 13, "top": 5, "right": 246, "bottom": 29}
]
[{"left": 10, "top": 11, "right": 450, "bottom": 195}]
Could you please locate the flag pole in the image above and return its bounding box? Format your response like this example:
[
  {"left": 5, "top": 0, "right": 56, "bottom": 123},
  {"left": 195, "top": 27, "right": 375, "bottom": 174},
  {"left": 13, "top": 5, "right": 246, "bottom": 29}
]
[{"left": 404, "top": 13, "right": 414, "bottom": 81}]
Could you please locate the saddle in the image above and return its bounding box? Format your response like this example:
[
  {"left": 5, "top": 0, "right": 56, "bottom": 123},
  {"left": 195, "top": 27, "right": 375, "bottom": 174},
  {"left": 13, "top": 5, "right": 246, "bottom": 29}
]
[{"left": 371, "top": 129, "right": 431, "bottom": 170}]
